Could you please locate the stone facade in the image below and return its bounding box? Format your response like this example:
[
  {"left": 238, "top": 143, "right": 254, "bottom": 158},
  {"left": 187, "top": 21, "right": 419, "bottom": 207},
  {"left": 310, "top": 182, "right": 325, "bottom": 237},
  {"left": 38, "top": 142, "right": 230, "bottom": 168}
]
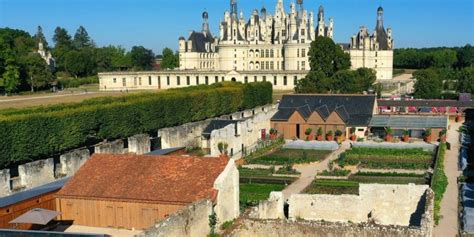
[
  {"left": 0, "top": 169, "right": 11, "bottom": 198},
  {"left": 17, "top": 158, "right": 55, "bottom": 189},
  {"left": 213, "top": 159, "right": 240, "bottom": 224},
  {"left": 55, "top": 149, "right": 91, "bottom": 178},
  {"left": 98, "top": 2, "right": 393, "bottom": 91},
  {"left": 137, "top": 199, "right": 213, "bottom": 237},
  {"left": 289, "top": 184, "right": 429, "bottom": 226},
  {"left": 128, "top": 134, "right": 151, "bottom": 154},
  {"left": 205, "top": 104, "right": 277, "bottom": 159},
  {"left": 94, "top": 139, "right": 125, "bottom": 154}
]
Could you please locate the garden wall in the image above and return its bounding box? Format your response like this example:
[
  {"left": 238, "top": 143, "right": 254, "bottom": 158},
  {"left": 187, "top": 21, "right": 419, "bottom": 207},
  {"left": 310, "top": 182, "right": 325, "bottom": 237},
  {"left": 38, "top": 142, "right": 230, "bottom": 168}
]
[
  {"left": 94, "top": 139, "right": 125, "bottom": 154},
  {"left": 55, "top": 148, "right": 90, "bottom": 178},
  {"left": 213, "top": 159, "right": 240, "bottom": 224},
  {"left": 208, "top": 104, "right": 277, "bottom": 159},
  {"left": 258, "top": 192, "right": 285, "bottom": 219},
  {"left": 352, "top": 142, "right": 436, "bottom": 152},
  {"left": 289, "top": 184, "right": 430, "bottom": 226},
  {"left": 158, "top": 119, "right": 212, "bottom": 149},
  {"left": 17, "top": 158, "right": 55, "bottom": 190},
  {"left": 0, "top": 170, "right": 10, "bottom": 197},
  {"left": 138, "top": 199, "right": 212, "bottom": 237},
  {"left": 128, "top": 134, "right": 151, "bottom": 154}
]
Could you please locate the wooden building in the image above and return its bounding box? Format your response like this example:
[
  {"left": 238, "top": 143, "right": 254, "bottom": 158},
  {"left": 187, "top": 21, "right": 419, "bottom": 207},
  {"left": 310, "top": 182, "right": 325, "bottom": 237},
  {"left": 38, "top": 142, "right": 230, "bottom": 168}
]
[
  {"left": 271, "top": 94, "right": 377, "bottom": 140},
  {"left": 55, "top": 154, "right": 238, "bottom": 230},
  {"left": 0, "top": 178, "right": 68, "bottom": 229}
]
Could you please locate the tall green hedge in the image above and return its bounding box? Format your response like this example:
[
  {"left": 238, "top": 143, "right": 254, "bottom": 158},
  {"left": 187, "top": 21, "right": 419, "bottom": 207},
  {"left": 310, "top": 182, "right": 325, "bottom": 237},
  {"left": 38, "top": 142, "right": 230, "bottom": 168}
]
[{"left": 0, "top": 81, "right": 272, "bottom": 167}]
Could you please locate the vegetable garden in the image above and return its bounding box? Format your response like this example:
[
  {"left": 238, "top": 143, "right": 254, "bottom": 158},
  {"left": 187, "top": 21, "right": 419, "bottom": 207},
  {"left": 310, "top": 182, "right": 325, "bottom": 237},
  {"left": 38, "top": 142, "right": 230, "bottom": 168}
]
[{"left": 246, "top": 148, "right": 331, "bottom": 165}]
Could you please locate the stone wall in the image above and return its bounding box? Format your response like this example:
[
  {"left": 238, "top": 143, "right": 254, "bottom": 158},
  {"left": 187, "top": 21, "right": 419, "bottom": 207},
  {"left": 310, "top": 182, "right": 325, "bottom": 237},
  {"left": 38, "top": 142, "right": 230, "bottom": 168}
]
[
  {"left": 213, "top": 159, "right": 240, "bottom": 224},
  {"left": 0, "top": 169, "right": 11, "bottom": 198},
  {"left": 208, "top": 104, "right": 277, "bottom": 159},
  {"left": 138, "top": 199, "right": 212, "bottom": 237},
  {"left": 158, "top": 119, "right": 212, "bottom": 149},
  {"left": 17, "top": 158, "right": 55, "bottom": 189},
  {"left": 94, "top": 139, "right": 125, "bottom": 154},
  {"left": 289, "top": 184, "right": 429, "bottom": 226},
  {"left": 55, "top": 149, "right": 91, "bottom": 178},
  {"left": 128, "top": 134, "right": 151, "bottom": 154},
  {"left": 258, "top": 192, "right": 285, "bottom": 219}
]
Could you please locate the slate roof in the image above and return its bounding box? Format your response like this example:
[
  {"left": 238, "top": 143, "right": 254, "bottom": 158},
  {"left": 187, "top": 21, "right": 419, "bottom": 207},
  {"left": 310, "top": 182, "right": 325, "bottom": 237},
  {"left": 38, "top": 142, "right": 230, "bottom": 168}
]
[
  {"left": 56, "top": 154, "right": 229, "bottom": 204},
  {"left": 271, "top": 94, "right": 377, "bottom": 126},
  {"left": 202, "top": 120, "right": 239, "bottom": 139},
  {"left": 0, "top": 178, "right": 69, "bottom": 208},
  {"left": 377, "top": 99, "right": 474, "bottom": 108},
  {"left": 188, "top": 31, "right": 214, "bottom": 53}
]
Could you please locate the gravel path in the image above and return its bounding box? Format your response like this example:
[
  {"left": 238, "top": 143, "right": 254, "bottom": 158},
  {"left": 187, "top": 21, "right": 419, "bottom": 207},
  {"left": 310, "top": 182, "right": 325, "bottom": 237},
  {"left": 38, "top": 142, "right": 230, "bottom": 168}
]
[
  {"left": 282, "top": 141, "right": 351, "bottom": 200},
  {"left": 433, "top": 121, "right": 461, "bottom": 237}
]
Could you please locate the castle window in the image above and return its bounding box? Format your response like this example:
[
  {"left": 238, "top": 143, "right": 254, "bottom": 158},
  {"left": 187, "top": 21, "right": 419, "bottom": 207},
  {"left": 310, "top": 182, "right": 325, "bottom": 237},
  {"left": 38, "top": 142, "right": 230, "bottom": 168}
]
[
  {"left": 215, "top": 76, "right": 218, "bottom": 83},
  {"left": 270, "top": 49, "right": 274, "bottom": 57},
  {"left": 302, "top": 61, "right": 306, "bottom": 70},
  {"left": 113, "top": 78, "right": 117, "bottom": 83},
  {"left": 266, "top": 61, "right": 269, "bottom": 70},
  {"left": 139, "top": 77, "right": 142, "bottom": 86},
  {"left": 265, "top": 49, "right": 269, "bottom": 58},
  {"left": 301, "top": 49, "right": 306, "bottom": 57},
  {"left": 283, "top": 76, "right": 287, "bottom": 86},
  {"left": 222, "top": 76, "right": 225, "bottom": 81},
  {"left": 187, "top": 76, "right": 190, "bottom": 85},
  {"left": 254, "top": 76, "right": 257, "bottom": 82},
  {"left": 301, "top": 39, "right": 305, "bottom": 43},
  {"left": 301, "top": 29, "right": 305, "bottom": 36},
  {"left": 205, "top": 76, "right": 209, "bottom": 85},
  {"left": 196, "top": 76, "right": 199, "bottom": 85},
  {"left": 148, "top": 76, "right": 152, "bottom": 85},
  {"left": 134, "top": 77, "right": 137, "bottom": 86},
  {"left": 122, "top": 78, "right": 126, "bottom": 86},
  {"left": 167, "top": 76, "right": 170, "bottom": 85},
  {"left": 273, "top": 76, "right": 277, "bottom": 86},
  {"left": 270, "top": 61, "right": 274, "bottom": 70},
  {"left": 297, "top": 49, "right": 300, "bottom": 57},
  {"left": 294, "top": 76, "right": 297, "bottom": 85},
  {"left": 177, "top": 76, "right": 180, "bottom": 85},
  {"left": 263, "top": 76, "right": 266, "bottom": 82},
  {"left": 244, "top": 76, "right": 248, "bottom": 84}
]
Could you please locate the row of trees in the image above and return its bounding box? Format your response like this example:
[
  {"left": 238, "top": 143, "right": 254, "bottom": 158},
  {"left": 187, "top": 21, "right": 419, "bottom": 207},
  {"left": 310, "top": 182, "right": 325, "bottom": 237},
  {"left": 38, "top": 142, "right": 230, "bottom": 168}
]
[
  {"left": 0, "top": 26, "right": 180, "bottom": 94},
  {"left": 413, "top": 67, "right": 474, "bottom": 99},
  {"left": 295, "top": 36, "right": 376, "bottom": 94},
  {"left": 394, "top": 45, "right": 473, "bottom": 69}
]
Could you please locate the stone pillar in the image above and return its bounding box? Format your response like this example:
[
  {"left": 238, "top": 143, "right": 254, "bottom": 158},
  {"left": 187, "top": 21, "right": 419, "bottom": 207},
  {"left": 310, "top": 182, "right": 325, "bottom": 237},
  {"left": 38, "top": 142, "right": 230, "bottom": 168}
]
[
  {"left": 128, "top": 134, "right": 151, "bottom": 154},
  {"left": 0, "top": 169, "right": 11, "bottom": 198},
  {"left": 18, "top": 158, "right": 55, "bottom": 189},
  {"left": 56, "top": 149, "right": 91, "bottom": 178},
  {"left": 94, "top": 139, "right": 125, "bottom": 154}
]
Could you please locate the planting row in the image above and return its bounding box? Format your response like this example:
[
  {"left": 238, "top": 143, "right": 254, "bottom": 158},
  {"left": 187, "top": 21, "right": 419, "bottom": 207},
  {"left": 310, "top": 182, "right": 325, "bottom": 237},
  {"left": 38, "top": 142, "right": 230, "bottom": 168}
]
[{"left": 245, "top": 148, "right": 332, "bottom": 165}]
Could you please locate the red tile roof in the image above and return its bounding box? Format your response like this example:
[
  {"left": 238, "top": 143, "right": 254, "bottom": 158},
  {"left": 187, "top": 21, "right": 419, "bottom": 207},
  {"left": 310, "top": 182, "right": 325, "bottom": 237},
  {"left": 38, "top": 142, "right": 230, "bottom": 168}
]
[{"left": 56, "top": 154, "right": 230, "bottom": 204}]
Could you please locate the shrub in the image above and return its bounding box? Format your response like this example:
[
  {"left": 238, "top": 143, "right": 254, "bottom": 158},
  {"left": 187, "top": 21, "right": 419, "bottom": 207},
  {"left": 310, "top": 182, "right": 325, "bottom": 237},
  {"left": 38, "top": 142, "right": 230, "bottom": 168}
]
[
  {"left": 432, "top": 143, "right": 448, "bottom": 225},
  {"left": 319, "top": 169, "right": 351, "bottom": 176},
  {"left": 335, "top": 129, "right": 343, "bottom": 136},
  {"left": 327, "top": 131, "right": 333, "bottom": 136},
  {"left": 317, "top": 127, "right": 323, "bottom": 136},
  {"left": 221, "top": 220, "right": 235, "bottom": 230},
  {"left": 58, "top": 76, "right": 99, "bottom": 88},
  {"left": 305, "top": 128, "right": 312, "bottom": 135},
  {"left": 0, "top": 82, "right": 272, "bottom": 167}
]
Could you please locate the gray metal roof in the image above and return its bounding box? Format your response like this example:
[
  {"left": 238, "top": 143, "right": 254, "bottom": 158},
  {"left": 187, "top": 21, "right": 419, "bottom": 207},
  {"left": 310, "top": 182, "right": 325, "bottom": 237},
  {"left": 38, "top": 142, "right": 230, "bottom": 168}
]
[
  {"left": 369, "top": 115, "right": 448, "bottom": 129},
  {"left": 0, "top": 178, "right": 69, "bottom": 208},
  {"left": 147, "top": 147, "right": 185, "bottom": 155}
]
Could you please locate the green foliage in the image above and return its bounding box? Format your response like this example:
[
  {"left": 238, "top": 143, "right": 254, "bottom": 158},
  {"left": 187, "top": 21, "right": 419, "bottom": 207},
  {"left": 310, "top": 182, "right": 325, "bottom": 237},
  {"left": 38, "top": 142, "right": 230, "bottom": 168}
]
[
  {"left": 244, "top": 137, "right": 285, "bottom": 161},
  {"left": 317, "top": 127, "right": 323, "bottom": 136},
  {"left": 58, "top": 76, "right": 99, "bottom": 88},
  {"left": 308, "top": 36, "right": 350, "bottom": 77},
  {"left": 246, "top": 149, "right": 331, "bottom": 165},
  {"left": 208, "top": 211, "right": 218, "bottom": 236},
  {"left": 394, "top": 45, "right": 474, "bottom": 69},
  {"left": 238, "top": 167, "right": 273, "bottom": 177},
  {"left": 221, "top": 220, "right": 235, "bottom": 230},
  {"left": 0, "top": 82, "right": 272, "bottom": 167},
  {"left": 240, "top": 183, "right": 285, "bottom": 208},
  {"left": 275, "top": 163, "right": 300, "bottom": 175},
  {"left": 339, "top": 147, "right": 433, "bottom": 170},
  {"left": 130, "top": 46, "right": 155, "bottom": 70},
  {"left": 305, "top": 128, "right": 312, "bottom": 135},
  {"left": 432, "top": 143, "right": 448, "bottom": 225},
  {"left": 335, "top": 129, "right": 343, "bottom": 137},
  {"left": 23, "top": 53, "right": 54, "bottom": 92},
  {"left": 73, "top": 26, "right": 94, "bottom": 49},
  {"left": 413, "top": 68, "right": 443, "bottom": 99},
  {"left": 64, "top": 48, "right": 97, "bottom": 77},
  {"left": 160, "top": 48, "right": 179, "bottom": 70},
  {"left": 1, "top": 64, "right": 20, "bottom": 94},
  {"left": 305, "top": 179, "right": 359, "bottom": 195},
  {"left": 354, "top": 171, "right": 425, "bottom": 177},
  {"left": 319, "top": 169, "right": 351, "bottom": 177}
]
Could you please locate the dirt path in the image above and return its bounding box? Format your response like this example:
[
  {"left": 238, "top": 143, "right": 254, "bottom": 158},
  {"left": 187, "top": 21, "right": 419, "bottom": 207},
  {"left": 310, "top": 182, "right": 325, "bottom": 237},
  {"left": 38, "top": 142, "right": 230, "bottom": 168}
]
[
  {"left": 433, "top": 121, "right": 461, "bottom": 237},
  {"left": 282, "top": 141, "right": 351, "bottom": 199}
]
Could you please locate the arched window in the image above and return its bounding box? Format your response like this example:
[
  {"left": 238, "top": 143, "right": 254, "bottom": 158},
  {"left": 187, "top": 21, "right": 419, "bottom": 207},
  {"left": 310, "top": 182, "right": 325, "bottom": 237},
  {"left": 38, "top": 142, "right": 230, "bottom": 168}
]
[
  {"left": 249, "top": 50, "right": 254, "bottom": 58},
  {"left": 249, "top": 62, "right": 254, "bottom": 70},
  {"left": 255, "top": 50, "right": 260, "bottom": 58},
  {"left": 255, "top": 62, "right": 260, "bottom": 70}
]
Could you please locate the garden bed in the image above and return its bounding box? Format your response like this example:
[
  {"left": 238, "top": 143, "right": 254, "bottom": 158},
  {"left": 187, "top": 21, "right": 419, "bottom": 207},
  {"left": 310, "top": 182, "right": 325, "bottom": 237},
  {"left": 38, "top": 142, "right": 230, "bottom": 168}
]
[
  {"left": 318, "top": 169, "right": 351, "bottom": 177},
  {"left": 240, "top": 183, "right": 286, "bottom": 209},
  {"left": 349, "top": 172, "right": 427, "bottom": 185},
  {"left": 246, "top": 148, "right": 331, "bottom": 165},
  {"left": 338, "top": 147, "right": 434, "bottom": 170},
  {"left": 304, "top": 179, "right": 359, "bottom": 195}
]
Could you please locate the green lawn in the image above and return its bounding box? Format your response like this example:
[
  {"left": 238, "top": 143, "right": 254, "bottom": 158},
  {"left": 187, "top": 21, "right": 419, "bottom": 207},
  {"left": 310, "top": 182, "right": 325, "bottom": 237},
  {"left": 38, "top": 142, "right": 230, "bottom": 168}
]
[
  {"left": 247, "top": 148, "right": 331, "bottom": 165},
  {"left": 240, "top": 183, "right": 285, "bottom": 204}
]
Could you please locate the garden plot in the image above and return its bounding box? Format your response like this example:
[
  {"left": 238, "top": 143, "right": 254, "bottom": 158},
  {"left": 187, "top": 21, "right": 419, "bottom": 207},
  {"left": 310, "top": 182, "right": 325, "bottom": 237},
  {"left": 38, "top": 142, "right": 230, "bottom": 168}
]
[{"left": 246, "top": 148, "right": 332, "bottom": 165}]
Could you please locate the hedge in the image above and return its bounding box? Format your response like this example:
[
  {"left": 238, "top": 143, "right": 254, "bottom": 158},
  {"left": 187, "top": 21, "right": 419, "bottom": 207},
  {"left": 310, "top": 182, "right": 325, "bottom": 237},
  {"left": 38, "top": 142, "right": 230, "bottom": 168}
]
[
  {"left": 58, "top": 76, "right": 99, "bottom": 88},
  {"left": 0, "top": 81, "right": 272, "bottom": 167},
  {"left": 432, "top": 143, "right": 448, "bottom": 225}
]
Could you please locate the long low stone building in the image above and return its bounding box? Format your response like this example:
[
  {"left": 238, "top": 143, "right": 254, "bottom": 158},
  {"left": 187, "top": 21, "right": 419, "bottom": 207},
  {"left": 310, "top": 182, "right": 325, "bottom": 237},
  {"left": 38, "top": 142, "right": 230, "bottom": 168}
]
[{"left": 98, "top": 70, "right": 307, "bottom": 91}]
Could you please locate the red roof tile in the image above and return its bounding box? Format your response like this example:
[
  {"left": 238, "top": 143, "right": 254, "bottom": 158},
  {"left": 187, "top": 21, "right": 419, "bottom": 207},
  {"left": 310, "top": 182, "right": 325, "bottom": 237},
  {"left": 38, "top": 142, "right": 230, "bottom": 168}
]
[{"left": 56, "top": 154, "right": 230, "bottom": 204}]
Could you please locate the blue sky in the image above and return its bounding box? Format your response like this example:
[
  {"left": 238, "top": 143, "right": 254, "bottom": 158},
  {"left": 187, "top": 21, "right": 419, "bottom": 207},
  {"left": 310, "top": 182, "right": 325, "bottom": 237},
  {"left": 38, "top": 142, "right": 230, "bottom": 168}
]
[{"left": 1, "top": 0, "right": 473, "bottom": 54}]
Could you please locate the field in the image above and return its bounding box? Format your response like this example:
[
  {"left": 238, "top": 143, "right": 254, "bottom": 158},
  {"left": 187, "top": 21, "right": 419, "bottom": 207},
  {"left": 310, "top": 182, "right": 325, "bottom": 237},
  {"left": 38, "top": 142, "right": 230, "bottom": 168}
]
[
  {"left": 240, "top": 183, "right": 285, "bottom": 207},
  {"left": 304, "top": 179, "right": 360, "bottom": 195},
  {"left": 338, "top": 147, "right": 434, "bottom": 170},
  {"left": 246, "top": 148, "right": 331, "bottom": 165}
]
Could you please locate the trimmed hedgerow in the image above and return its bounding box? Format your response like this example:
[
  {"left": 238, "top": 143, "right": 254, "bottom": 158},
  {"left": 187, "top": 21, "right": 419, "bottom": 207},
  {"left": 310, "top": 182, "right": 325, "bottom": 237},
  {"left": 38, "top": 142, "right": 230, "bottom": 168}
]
[
  {"left": 432, "top": 143, "right": 448, "bottom": 225},
  {"left": 0, "top": 82, "right": 272, "bottom": 167}
]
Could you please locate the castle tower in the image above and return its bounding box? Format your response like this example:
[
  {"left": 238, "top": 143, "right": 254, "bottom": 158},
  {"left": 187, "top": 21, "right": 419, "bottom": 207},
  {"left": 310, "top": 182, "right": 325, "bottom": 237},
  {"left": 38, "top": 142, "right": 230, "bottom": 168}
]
[
  {"left": 231, "top": 0, "right": 238, "bottom": 21},
  {"left": 202, "top": 11, "right": 210, "bottom": 35},
  {"left": 376, "top": 6, "right": 384, "bottom": 30}
]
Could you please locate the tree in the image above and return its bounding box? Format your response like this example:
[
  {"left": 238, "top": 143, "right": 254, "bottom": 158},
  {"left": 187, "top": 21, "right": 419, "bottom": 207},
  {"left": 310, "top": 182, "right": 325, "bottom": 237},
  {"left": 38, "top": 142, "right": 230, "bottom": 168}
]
[
  {"left": 457, "top": 44, "right": 474, "bottom": 68},
  {"left": 413, "top": 69, "right": 443, "bottom": 99},
  {"left": 308, "top": 36, "right": 350, "bottom": 77},
  {"left": 355, "top": 68, "right": 377, "bottom": 92},
  {"left": 52, "top": 27, "right": 73, "bottom": 71},
  {"left": 160, "top": 47, "right": 179, "bottom": 69},
  {"left": 432, "top": 49, "right": 457, "bottom": 68},
  {"left": 64, "top": 49, "right": 97, "bottom": 77},
  {"left": 73, "top": 26, "right": 94, "bottom": 49},
  {"left": 129, "top": 46, "right": 155, "bottom": 70},
  {"left": 23, "top": 53, "right": 54, "bottom": 92},
  {"left": 295, "top": 71, "right": 331, "bottom": 93},
  {"left": 457, "top": 67, "right": 474, "bottom": 93},
  {"left": 34, "top": 26, "right": 48, "bottom": 49},
  {"left": 1, "top": 64, "right": 20, "bottom": 94}
]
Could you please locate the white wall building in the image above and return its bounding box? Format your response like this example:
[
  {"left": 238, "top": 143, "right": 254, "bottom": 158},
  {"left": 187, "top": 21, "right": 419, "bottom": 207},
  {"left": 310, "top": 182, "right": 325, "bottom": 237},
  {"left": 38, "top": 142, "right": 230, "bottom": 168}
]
[{"left": 98, "top": 1, "right": 393, "bottom": 91}]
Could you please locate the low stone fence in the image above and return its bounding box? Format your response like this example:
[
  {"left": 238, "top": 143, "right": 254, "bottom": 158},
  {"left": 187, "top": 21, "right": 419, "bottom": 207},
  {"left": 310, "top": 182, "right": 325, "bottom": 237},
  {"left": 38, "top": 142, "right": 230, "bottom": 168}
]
[{"left": 137, "top": 199, "right": 212, "bottom": 237}]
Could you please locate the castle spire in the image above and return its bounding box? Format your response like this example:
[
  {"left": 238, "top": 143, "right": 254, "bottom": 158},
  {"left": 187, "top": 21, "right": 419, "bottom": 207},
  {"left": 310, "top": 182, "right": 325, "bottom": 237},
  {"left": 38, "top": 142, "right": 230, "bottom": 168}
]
[
  {"left": 376, "top": 6, "right": 384, "bottom": 30},
  {"left": 230, "top": 0, "right": 238, "bottom": 20}
]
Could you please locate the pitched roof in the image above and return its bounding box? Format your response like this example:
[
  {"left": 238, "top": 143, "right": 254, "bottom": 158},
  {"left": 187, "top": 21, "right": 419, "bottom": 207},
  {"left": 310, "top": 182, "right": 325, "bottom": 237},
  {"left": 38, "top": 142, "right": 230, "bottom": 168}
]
[
  {"left": 56, "top": 154, "right": 229, "bottom": 204},
  {"left": 369, "top": 115, "right": 449, "bottom": 129},
  {"left": 188, "top": 31, "right": 214, "bottom": 53},
  {"left": 271, "top": 94, "right": 376, "bottom": 126},
  {"left": 202, "top": 120, "right": 239, "bottom": 139}
]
